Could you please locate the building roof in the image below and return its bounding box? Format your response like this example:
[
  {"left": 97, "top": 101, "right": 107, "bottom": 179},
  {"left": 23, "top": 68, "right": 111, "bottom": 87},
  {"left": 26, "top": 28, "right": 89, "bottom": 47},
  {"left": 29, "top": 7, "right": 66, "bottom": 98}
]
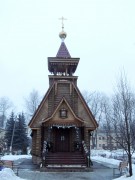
[
  {"left": 28, "top": 80, "right": 98, "bottom": 130},
  {"left": 56, "top": 42, "right": 71, "bottom": 58}
]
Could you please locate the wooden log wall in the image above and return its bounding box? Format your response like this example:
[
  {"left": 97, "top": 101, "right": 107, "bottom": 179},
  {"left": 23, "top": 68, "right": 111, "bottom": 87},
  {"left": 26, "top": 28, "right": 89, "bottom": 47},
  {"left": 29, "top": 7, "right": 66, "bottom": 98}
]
[
  {"left": 32, "top": 130, "right": 37, "bottom": 156},
  {"left": 48, "top": 82, "right": 79, "bottom": 117},
  {"left": 32, "top": 129, "right": 42, "bottom": 165},
  {"left": 36, "top": 129, "right": 41, "bottom": 157}
]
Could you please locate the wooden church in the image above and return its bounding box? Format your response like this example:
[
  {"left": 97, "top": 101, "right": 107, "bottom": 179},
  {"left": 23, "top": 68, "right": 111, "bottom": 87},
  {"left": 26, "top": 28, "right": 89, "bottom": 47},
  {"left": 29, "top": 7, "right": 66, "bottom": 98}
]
[{"left": 28, "top": 23, "right": 98, "bottom": 170}]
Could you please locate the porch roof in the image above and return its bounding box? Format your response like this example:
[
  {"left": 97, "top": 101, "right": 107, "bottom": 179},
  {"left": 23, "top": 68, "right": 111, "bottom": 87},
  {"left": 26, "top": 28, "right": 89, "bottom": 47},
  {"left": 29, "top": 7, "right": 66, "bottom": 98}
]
[{"left": 42, "top": 122, "right": 84, "bottom": 128}]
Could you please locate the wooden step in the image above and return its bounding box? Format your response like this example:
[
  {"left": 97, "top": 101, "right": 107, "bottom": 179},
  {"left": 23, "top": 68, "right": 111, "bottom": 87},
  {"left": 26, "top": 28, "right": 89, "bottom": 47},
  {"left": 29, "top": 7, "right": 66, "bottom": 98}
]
[
  {"left": 44, "top": 152, "right": 87, "bottom": 167},
  {"left": 40, "top": 166, "right": 93, "bottom": 172}
]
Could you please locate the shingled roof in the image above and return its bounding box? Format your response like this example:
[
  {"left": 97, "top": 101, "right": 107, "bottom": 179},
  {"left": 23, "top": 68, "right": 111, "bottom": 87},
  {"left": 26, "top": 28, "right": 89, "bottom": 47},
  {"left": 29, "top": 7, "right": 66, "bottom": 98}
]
[{"left": 56, "top": 42, "right": 71, "bottom": 58}]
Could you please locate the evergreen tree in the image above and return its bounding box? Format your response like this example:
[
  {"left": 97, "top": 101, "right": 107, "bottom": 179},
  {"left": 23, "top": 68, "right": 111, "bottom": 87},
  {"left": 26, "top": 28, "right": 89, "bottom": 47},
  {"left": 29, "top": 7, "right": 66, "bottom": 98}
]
[
  {"left": 14, "top": 113, "right": 29, "bottom": 154},
  {"left": 5, "top": 112, "right": 29, "bottom": 154},
  {"left": 5, "top": 111, "right": 15, "bottom": 150}
]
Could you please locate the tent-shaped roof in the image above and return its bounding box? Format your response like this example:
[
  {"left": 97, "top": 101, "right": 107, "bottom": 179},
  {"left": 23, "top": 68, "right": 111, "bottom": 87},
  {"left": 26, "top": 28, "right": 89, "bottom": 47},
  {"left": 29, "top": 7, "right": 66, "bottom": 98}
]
[{"left": 56, "top": 42, "right": 71, "bottom": 58}]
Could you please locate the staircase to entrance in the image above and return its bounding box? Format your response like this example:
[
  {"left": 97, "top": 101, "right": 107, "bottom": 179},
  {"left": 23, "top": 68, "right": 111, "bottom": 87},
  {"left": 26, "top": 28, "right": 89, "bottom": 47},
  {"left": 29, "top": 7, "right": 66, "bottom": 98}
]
[{"left": 41, "top": 152, "right": 90, "bottom": 171}]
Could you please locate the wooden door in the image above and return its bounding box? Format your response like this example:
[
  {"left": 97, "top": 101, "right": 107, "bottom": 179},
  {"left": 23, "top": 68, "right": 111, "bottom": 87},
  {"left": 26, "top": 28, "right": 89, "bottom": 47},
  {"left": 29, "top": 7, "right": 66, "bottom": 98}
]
[{"left": 55, "top": 128, "right": 70, "bottom": 152}]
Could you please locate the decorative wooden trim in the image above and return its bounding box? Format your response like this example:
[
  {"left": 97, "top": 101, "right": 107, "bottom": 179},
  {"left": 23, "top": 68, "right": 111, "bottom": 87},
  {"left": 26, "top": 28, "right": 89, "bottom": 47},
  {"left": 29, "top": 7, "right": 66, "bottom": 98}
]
[
  {"left": 55, "top": 82, "right": 57, "bottom": 95},
  {"left": 42, "top": 97, "right": 84, "bottom": 123},
  {"left": 31, "top": 128, "right": 40, "bottom": 130},
  {"left": 70, "top": 83, "right": 72, "bottom": 95}
]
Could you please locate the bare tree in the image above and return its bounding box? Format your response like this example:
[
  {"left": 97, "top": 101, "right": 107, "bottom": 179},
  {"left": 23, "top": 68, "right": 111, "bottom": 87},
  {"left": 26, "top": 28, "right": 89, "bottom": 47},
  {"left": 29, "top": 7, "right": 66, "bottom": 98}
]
[
  {"left": 25, "top": 89, "right": 41, "bottom": 117},
  {"left": 101, "top": 96, "right": 116, "bottom": 150},
  {"left": 111, "top": 75, "right": 135, "bottom": 176},
  {"left": 83, "top": 91, "right": 106, "bottom": 149},
  {"left": 0, "top": 97, "right": 13, "bottom": 128}
]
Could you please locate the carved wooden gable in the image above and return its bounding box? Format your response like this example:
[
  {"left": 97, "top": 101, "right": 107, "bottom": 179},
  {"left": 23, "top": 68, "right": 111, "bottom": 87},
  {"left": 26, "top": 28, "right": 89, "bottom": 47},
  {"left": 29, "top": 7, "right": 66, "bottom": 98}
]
[
  {"left": 29, "top": 81, "right": 98, "bottom": 130},
  {"left": 42, "top": 97, "right": 83, "bottom": 127}
]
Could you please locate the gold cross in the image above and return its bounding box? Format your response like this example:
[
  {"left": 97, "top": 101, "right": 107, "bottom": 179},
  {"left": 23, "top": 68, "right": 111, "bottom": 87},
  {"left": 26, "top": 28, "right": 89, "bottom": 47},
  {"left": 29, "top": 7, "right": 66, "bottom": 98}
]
[{"left": 59, "top": 16, "right": 67, "bottom": 30}]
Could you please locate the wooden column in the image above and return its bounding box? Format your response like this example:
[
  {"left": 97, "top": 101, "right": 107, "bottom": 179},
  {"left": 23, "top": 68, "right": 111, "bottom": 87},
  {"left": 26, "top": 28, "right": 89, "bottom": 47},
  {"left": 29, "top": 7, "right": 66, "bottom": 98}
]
[
  {"left": 84, "top": 127, "right": 90, "bottom": 152},
  {"left": 32, "top": 128, "right": 42, "bottom": 165},
  {"left": 32, "top": 130, "right": 37, "bottom": 155},
  {"left": 35, "top": 128, "right": 41, "bottom": 157}
]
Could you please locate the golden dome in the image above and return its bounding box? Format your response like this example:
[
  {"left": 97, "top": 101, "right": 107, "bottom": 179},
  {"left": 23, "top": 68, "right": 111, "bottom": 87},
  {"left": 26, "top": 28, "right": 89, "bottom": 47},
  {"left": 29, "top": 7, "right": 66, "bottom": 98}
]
[{"left": 59, "top": 30, "right": 67, "bottom": 40}]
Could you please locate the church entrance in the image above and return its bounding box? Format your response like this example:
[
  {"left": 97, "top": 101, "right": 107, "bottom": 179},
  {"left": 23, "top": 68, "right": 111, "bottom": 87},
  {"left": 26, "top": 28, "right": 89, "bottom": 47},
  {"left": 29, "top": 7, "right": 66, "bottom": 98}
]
[{"left": 55, "top": 128, "right": 70, "bottom": 152}]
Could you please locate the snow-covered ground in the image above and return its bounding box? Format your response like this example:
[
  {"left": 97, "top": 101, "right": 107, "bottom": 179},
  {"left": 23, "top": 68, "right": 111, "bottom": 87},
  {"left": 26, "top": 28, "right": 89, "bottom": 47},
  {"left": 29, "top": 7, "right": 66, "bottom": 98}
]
[
  {"left": 0, "top": 154, "right": 32, "bottom": 180},
  {"left": 1, "top": 154, "right": 32, "bottom": 161},
  {"left": 91, "top": 149, "right": 135, "bottom": 180},
  {"left": 0, "top": 150, "right": 135, "bottom": 180},
  {"left": 0, "top": 168, "right": 26, "bottom": 180}
]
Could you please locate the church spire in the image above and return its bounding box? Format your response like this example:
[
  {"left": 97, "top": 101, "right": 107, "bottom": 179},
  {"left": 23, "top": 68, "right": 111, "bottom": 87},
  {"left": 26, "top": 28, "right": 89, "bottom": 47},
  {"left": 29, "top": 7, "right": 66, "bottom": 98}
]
[
  {"left": 56, "top": 16, "right": 71, "bottom": 58},
  {"left": 48, "top": 18, "right": 79, "bottom": 76},
  {"left": 56, "top": 42, "right": 71, "bottom": 58}
]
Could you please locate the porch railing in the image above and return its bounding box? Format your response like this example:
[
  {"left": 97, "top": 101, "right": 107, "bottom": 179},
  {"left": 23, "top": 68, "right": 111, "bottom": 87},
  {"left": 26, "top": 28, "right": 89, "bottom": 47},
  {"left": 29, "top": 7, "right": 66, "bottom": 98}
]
[
  {"left": 82, "top": 141, "right": 92, "bottom": 167},
  {"left": 41, "top": 141, "right": 48, "bottom": 167}
]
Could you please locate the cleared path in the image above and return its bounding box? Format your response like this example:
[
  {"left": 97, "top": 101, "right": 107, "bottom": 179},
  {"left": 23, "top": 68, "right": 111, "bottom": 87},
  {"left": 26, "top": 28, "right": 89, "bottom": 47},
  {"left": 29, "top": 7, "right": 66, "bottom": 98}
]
[
  {"left": 17, "top": 159, "right": 115, "bottom": 180},
  {"left": 19, "top": 170, "right": 113, "bottom": 180}
]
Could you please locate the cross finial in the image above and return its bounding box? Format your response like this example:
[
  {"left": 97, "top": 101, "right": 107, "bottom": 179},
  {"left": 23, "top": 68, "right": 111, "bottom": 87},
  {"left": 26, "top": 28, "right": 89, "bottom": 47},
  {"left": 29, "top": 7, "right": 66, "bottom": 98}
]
[{"left": 59, "top": 16, "right": 67, "bottom": 31}]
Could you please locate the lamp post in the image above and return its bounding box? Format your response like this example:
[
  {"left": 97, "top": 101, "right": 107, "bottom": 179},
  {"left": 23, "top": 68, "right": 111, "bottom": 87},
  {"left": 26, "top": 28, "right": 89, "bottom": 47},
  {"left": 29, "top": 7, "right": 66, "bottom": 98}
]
[{"left": 9, "top": 116, "right": 17, "bottom": 154}]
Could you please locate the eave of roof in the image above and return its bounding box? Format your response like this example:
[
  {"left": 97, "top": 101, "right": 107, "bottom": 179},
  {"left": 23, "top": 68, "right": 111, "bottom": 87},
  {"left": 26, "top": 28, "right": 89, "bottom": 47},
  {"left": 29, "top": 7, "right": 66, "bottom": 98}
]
[{"left": 28, "top": 82, "right": 55, "bottom": 127}]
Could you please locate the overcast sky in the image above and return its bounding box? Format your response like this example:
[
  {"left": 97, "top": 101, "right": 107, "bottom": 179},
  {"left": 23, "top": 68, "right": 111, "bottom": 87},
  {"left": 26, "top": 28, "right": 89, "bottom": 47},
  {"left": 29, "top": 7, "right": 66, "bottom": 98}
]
[{"left": 0, "top": 0, "right": 135, "bottom": 112}]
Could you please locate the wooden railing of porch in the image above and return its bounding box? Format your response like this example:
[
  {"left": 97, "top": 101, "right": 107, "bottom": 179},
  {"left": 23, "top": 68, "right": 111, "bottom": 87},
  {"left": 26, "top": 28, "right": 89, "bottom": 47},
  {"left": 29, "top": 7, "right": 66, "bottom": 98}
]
[{"left": 82, "top": 141, "right": 92, "bottom": 167}]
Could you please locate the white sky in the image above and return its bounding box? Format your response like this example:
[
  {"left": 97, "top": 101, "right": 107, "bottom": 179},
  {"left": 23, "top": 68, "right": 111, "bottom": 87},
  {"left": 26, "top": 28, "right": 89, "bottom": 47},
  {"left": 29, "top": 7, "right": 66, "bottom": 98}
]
[{"left": 0, "top": 0, "right": 135, "bottom": 112}]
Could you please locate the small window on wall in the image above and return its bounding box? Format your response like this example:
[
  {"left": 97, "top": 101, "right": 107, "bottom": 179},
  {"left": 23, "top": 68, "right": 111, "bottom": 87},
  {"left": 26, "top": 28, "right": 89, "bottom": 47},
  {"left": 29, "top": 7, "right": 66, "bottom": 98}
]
[
  {"left": 102, "top": 144, "right": 105, "bottom": 147},
  {"left": 59, "top": 108, "right": 68, "bottom": 119}
]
